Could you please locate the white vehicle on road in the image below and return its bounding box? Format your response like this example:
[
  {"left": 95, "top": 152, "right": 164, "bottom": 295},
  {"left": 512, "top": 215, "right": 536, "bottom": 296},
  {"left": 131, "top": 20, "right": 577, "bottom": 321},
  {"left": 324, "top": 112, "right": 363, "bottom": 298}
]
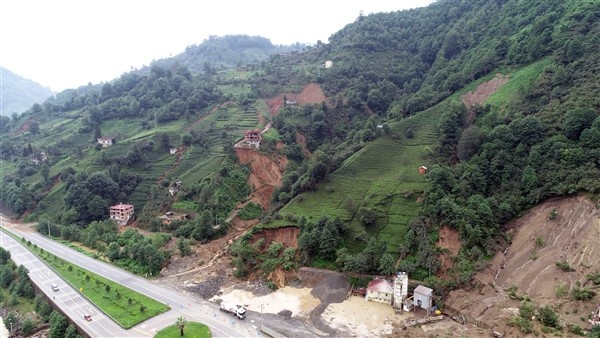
[{"left": 219, "top": 301, "right": 246, "bottom": 319}]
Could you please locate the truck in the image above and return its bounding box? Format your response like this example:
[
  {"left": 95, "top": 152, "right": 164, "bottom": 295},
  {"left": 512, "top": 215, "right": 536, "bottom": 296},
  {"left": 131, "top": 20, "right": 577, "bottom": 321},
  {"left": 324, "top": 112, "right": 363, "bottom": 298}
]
[{"left": 219, "top": 301, "right": 246, "bottom": 319}]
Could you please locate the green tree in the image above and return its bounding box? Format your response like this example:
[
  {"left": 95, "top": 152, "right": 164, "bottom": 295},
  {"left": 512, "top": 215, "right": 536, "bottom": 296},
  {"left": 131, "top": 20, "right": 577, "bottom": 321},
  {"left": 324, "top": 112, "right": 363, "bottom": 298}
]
[
  {"left": 590, "top": 325, "right": 600, "bottom": 338},
  {"left": 378, "top": 253, "right": 396, "bottom": 275},
  {"left": 176, "top": 316, "right": 187, "bottom": 336},
  {"left": 318, "top": 226, "right": 338, "bottom": 260},
  {"left": 360, "top": 207, "right": 378, "bottom": 227},
  {"left": 457, "top": 126, "right": 483, "bottom": 161},
  {"left": 0, "top": 247, "right": 10, "bottom": 264},
  {"left": 40, "top": 163, "right": 50, "bottom": 181},
  {"left": 177, "top": 237, "right": 191, "bottom": 256},
  {"left": 22, "top": 318, "right": 35, "bottom": 336},
  {"left": 49, "top": 311, "right": 67, "bottom": 338},
  {"left": 107, "top": 242, "right": 120, "bottom": 261},
  {"left": 562, "top": 109, "right": 596, "bottom": 140},
  {"left": 64, "top": 325, "right": 79, "bottom": 338},
  {"left": 29, "top": 121, "right": 40, "bottom": 134},
  {"left": 538, "top": 305, "right": 561, "bottom": 329}
]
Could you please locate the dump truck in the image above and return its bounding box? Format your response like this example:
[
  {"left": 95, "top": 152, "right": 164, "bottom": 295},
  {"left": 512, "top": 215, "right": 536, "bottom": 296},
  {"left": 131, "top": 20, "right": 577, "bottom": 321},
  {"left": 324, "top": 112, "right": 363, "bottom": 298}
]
[{"left": 219, "top": 301, "right": 246, "bottom": 319}]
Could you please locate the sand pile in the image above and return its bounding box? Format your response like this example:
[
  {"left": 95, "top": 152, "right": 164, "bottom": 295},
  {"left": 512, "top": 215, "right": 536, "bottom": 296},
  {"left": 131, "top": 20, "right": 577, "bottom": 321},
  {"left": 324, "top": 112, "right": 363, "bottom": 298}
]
[{"left": 310, "top": 273, "right": 350, "bottom": 304}]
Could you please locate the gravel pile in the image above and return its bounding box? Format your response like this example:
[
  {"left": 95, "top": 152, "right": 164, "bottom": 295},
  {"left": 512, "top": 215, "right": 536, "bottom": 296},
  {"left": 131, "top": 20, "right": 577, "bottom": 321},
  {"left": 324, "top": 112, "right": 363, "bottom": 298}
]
[
  {"left": 310, "top": 273, "right": 350, "bottom": 304},
  {"left": 184, "top": 275, "right": 225, "bottom": 299}
]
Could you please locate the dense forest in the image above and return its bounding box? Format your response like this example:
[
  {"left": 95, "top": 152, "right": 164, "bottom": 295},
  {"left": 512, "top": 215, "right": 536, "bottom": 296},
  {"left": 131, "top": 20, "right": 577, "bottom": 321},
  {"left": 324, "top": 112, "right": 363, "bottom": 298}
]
[
  {"left": 0, "top": 0, "right": 599, "bottom": 288},
  {"left": 152, "top": 35, "right": 305, "bottom": 74}
]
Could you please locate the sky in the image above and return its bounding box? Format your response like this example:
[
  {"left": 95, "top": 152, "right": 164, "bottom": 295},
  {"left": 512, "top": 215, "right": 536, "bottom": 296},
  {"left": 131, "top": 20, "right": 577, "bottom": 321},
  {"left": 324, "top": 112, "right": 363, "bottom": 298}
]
[{"left": 1, "top": 0, "right": 433, "bottom": 92}]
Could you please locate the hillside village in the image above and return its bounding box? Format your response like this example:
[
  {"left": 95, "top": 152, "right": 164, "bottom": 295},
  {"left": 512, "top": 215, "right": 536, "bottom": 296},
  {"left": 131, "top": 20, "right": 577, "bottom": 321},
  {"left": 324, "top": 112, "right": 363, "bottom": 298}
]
[{"left": 1, "top": 0, "right": 600, "bottom": 337}]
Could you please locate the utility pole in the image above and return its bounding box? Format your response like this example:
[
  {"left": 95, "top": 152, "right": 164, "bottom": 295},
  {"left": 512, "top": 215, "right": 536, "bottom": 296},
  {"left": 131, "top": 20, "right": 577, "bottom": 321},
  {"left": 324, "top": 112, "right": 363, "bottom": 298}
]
[{"left": 260, "top": 303, "right": 267, "bottom": 329}]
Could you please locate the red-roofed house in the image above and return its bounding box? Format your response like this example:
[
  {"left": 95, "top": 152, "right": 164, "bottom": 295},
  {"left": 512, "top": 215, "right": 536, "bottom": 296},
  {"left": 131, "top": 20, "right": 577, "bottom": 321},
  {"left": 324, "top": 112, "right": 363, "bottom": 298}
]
[
  {"left": 109, "top": 203, "right": 134, "bottom": 226},
  {"left": 365, "top": 278, "right": 394, "bottom": 304}
]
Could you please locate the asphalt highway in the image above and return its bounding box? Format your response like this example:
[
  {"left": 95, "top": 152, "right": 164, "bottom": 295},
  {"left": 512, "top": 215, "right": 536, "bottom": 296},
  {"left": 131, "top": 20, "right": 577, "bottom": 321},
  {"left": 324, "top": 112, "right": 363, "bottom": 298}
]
[{"left": 0, "top": 219, "right": 260, "bottom": 337}]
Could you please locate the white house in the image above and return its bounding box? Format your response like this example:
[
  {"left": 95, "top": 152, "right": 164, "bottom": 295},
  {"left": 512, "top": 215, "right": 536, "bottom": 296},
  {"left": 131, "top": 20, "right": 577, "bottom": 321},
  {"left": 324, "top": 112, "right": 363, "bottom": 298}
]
[
  {"left": 365, "top": 278, "right": 394, "bottom": 305},
  {"left": 97, "top": 137, "right": 114, "bottom": 148},
  {"left": 170, "top": 148, "right": 178, "bottom": 154},
  {"left": 325, "top": 60, "right": 333, "bottom": 68}
]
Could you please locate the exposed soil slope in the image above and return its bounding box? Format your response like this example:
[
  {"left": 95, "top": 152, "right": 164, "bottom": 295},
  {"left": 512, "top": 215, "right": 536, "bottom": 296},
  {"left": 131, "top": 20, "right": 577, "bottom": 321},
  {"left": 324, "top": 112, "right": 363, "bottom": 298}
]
[
  {"left": 266, "top": 83, "right": 326, "bottom": 115},
  {"left": 461, "top": 73, "right": 509, "bottom": 125},
  {"left": 235, "top": 148, "right": 287, "bottom": 210},
  {"left": 444, "top": 195, "right": 600, "bottom": 335}
]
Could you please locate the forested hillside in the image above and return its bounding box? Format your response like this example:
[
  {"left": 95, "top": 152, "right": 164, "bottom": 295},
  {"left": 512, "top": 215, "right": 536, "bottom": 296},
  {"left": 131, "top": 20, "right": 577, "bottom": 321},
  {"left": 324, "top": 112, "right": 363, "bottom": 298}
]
[
  {"left": 0, "top": 0, "right": 599, "bottom": 290},
  {"left": 0, "top": 67, "right": 53, "bottom": 116},
  {"left": 152, "top": 35, "right": 304, "bottom": 74}
]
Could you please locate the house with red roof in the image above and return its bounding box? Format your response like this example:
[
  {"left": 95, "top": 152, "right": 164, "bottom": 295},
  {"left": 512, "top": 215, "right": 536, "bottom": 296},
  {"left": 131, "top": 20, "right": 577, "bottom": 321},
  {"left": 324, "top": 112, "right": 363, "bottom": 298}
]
[{"left": 365, "top": 278, "right": 394, "bottom": 304}]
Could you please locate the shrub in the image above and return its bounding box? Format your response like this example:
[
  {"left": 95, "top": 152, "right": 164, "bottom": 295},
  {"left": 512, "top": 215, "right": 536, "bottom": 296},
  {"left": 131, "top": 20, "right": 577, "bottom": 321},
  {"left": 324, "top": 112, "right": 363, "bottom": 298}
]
[
  {"left": 238, "top": 202, "right": 263, "bottom": 220},
  {"left": 568, "top": 324, "right": 585, "bottom": 336},
  {"left": 535, "top": 237, "right": 544, "bottom": 246},
  {"left": 508, "top": 315, "right": 533, "bottom": 334},
  {"left": 538, "top": 305, "right": 561, "bottom": 329},
  {"left": 506, "top": 285, "right": 519, "bottom": 300},
  {"left": 267, "top": 242, "right": 284, "bottom": 258},
  {"left": 555, "top": 283, "right": 568, "bottom": 298},
  {"left": 548, "top": 208, "right": 558, "bottom": 220},
  {"left": 555, "top": 261, "right": 574, "bottom": 272},
  {"left": 519, "top": 300, "right": 535, "bottom": 319},
  {"left": 586, "top": 272, "right": 600, "bottom": 285},
  {"left": 571, "top": 287, "right": 595, "bottom": 301}
]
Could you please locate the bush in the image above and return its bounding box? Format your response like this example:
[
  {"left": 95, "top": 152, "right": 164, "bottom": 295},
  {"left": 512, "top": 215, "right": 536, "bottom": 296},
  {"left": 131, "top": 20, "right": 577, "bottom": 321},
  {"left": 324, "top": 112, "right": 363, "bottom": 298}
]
[
  {"left": 538, "top": 305, "right": 561, "bottom": 329},
  {"left": 508, "top": 315, "right": 533, "bottom": 334},
  {"left": 519, "top": 300, "right": 535, "bottom": 319},
  {"left": 586, "top": 272, "right": 600, "bottom": 285},
  {"left": 555, "top": 283, "right": 568, "bottom": 298},
  {"left": 571, "top": 287, "right": 595, "bottom": 301},
  {"left": 548, "top": 208, "right": 558, "bottom": 220},
  {"left": 555, "top": 261, "right": 574, "bottom": 272},
  {"left": 238, "top": 202, "right": 263, "bottom": 220},
  {"left": 568, "top": 324, "right": 585, "bottom": 336}
]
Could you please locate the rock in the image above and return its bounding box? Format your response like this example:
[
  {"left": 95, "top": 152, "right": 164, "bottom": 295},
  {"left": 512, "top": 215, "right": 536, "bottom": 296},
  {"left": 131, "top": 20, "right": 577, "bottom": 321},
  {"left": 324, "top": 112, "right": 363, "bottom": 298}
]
[{"left": 277, "top": 309, "right": 292, "bottom": 317}]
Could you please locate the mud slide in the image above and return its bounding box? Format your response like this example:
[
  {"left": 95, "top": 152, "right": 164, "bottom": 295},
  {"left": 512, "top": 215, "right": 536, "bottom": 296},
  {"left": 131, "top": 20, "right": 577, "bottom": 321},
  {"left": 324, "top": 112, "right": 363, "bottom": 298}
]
[{"left": 444, "top": 195, "right": 600, "bottom": 335}]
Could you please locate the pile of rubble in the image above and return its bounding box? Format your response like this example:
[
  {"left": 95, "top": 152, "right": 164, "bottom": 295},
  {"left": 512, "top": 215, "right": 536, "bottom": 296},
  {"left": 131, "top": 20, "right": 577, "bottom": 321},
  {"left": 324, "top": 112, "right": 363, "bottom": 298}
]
[{"left": 184, "top": 275, "right": 225, "bottom": 299}]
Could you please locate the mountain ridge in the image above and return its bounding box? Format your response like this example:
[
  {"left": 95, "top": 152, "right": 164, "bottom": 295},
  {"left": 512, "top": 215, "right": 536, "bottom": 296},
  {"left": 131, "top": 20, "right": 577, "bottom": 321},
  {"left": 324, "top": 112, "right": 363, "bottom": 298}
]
[{"left": 0, "top": 66, "right": 54, "bottom": 116}]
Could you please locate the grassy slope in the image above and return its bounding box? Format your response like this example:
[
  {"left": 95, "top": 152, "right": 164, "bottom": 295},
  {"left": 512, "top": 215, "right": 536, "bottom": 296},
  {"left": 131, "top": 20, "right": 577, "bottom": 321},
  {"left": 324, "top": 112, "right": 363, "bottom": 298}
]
[
  {"left": 270, "top": 105, "right": 441, "bottom": 254},
  {"left": 11, "top": 77, "right": 264, "bottom": 219},
  {"left": 265, "top": 60, "right": 550, "bottom": 255}
]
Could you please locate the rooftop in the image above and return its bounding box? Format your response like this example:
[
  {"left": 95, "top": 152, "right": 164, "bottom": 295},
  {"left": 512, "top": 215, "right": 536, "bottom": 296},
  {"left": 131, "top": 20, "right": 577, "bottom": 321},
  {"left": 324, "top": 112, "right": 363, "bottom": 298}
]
[{"left": 367, "top": 278, "right": 394, "bottom": 294}]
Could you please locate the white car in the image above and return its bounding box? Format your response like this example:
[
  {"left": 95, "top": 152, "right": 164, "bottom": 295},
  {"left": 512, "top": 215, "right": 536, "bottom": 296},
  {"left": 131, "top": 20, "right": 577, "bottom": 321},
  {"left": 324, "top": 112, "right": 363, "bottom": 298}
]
[{"left": 51, "top": 283, "right": 59, "bottom": 291}]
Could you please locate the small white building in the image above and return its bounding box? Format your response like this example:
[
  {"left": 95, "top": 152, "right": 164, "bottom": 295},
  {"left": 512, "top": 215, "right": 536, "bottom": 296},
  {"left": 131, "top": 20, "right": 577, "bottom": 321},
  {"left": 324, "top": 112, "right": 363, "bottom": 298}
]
[
  {"left": 324, "top": 60, "right": 333, "bottom": 69},
  {"left": 413, "top": 285, "right": 433, "bottom": 310},
  {"left": 170, "top": 148, "right": 178, "bottom": 154},
  {"left": 97, "top": 137, "right": 114, "bottom": 148}
]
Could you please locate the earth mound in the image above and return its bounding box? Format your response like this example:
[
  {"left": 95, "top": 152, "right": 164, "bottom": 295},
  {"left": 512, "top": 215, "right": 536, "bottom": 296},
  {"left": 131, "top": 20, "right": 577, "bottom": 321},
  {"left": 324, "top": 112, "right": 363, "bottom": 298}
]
[{"left": 310, "top": 273, "right": 351, "bottom": 304}]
